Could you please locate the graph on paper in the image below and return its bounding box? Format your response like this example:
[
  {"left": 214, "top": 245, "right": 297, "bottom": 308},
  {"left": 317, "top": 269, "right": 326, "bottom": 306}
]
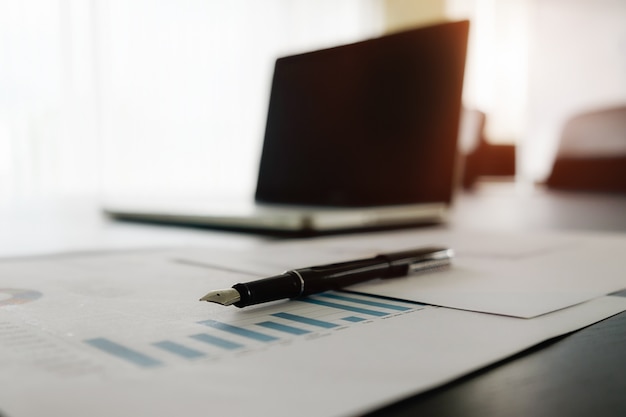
[{"left": 84, "top": 292, "right": 424, "bottom": 368}]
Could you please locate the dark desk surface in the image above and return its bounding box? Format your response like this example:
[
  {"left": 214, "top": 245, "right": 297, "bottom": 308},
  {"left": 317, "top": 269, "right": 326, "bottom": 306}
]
[
  {"left": 450, "top": 182, "right": 626, "bottom": 234},
  {"left": 366, "top": 291, "right": 626, "bottom": 417},
  {"left": 369, "top": 182, "right": 626, "bottom": 417},
  {"left": 2, "top": 182, "right": 626, "bottom": 417}
]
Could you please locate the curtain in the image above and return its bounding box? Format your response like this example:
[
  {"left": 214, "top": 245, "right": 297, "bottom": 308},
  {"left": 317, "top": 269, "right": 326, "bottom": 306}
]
[
  {"left": 0, "top": 0, "right": 99, "bottom": 198},
  {"left": 0, "top": 0, "right": 383, "bottom": 200}
]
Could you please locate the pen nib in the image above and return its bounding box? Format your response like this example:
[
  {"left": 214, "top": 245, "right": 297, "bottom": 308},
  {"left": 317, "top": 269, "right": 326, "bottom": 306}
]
[{"left": 199, "top": 288, "right": 241, "bottom": 306}]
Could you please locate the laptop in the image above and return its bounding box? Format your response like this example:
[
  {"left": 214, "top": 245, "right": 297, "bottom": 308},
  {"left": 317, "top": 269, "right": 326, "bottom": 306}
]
[{"left": 104, "top": 20, "right": 469, "bottom": 234}]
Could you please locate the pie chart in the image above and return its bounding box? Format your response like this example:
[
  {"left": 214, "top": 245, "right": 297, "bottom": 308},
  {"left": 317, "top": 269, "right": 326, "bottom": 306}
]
[{"left": 0, "top": 288, "right": 42, "bottom": 307}]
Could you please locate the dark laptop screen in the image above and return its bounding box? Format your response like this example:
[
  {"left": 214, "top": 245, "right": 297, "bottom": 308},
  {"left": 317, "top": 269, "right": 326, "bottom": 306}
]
[{"left": 255, "top": 21, "right": 469, "bottom": 207}]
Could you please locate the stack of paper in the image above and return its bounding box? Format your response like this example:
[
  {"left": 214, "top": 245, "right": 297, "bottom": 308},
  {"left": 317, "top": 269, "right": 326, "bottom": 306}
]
[{"left": 1, "top": 229, "right": 625, "bottom": 417}]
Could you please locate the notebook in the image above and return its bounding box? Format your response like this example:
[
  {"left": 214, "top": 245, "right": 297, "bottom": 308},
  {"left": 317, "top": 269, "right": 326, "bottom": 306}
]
[{"left": 104, "top": 20, "right": 469, "bottom": 235}]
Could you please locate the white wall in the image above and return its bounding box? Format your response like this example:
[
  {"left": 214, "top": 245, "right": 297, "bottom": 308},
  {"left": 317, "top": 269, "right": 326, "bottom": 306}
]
[
  {"left": 383, "top": 0, "right": 446, "bottom": 32},
  {"left": 522, "top": 0, "right": 626, "bottom": 182},
  {"left": 97, "top": 0, "right": 383, "bottom": 198}
]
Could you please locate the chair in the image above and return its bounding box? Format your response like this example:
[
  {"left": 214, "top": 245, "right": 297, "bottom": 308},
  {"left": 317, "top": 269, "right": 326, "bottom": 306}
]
[
  {"left": 546, "top": 105, "right": 626, "bottom": 194},
  {"left": 459, "top": 109, "right": 516, "bottom": 189}
]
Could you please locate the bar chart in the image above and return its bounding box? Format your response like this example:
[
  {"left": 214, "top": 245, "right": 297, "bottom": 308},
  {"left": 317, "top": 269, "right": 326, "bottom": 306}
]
[{"left": 84, "top": 291, "right": 424, "bottom": 368}]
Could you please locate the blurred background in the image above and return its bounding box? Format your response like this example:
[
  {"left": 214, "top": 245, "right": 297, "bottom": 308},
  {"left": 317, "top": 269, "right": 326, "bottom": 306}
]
[{"left": 2, "top": 0, "right": 625, "bottom": 202}]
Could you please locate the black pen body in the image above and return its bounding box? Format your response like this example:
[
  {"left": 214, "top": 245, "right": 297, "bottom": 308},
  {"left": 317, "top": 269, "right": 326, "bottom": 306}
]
[
  {"left": 231, "top": 247, "right": 449, "bottom": 308},
  {"left": 232, "top": 258, "right": 388, "bottom": 307}
]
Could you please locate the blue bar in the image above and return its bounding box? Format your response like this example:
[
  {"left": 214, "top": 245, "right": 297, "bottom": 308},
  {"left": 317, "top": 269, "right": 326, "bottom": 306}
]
[
  {"left": 318, "top": 293, "right": 411, "bottom": 311},
  {"left": 298, "top": 298, "right": 389, "bottom": 317},
  {"left": 271, "top": 312, "right": 338, "bottom": 329},
  {"left": 198, "top": 320, "right": 279, "bottom": 342},
  {"left": 152, "top": 341, "right": 205, "bottom": 359},
  {"left": 256, "top": 321, "right": 311, "bottom": 335},
  {"left": 85, "top": 337, "right": 162, "bottom": 368},
  {"left": 190, "top": 333, "right": 243, "bottom": 350},
  {"left": 342, "top": 316, "right": 366, "bottom": 323}
]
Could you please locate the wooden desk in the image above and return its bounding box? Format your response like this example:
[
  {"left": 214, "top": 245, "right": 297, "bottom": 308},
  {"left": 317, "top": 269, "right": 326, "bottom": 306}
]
[{"left": 2, "top": 183, "right": 625, "bottom": 417}]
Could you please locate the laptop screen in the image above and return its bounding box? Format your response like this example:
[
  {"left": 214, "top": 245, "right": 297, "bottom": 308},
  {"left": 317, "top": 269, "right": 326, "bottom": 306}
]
[{"left": 255, "top": 20, "right": 469, "bottom": 208}]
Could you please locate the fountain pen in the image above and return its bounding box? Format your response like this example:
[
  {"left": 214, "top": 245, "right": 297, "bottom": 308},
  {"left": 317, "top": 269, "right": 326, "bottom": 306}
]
[{"left": 199, "top": 246, "right": 452, "bottom": 308}]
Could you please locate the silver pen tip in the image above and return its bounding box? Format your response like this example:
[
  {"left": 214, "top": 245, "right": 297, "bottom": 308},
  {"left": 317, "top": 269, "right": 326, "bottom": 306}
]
[{"left": 199, "top": 288, "right": 241, "bottom": 306}]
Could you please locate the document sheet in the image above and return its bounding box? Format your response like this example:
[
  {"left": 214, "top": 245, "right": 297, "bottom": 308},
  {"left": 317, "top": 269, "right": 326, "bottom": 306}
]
[
  {"left": 176, "top": 229, "right": 626, "bottom": 318},
  {"left": 1, "top": 247, "right": 626, "bottom": 417}
]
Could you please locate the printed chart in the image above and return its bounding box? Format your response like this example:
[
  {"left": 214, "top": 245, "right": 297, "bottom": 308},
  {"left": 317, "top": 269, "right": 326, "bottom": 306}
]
[{"left": 84, "top": 292, "right": 424, "bottom": 368}]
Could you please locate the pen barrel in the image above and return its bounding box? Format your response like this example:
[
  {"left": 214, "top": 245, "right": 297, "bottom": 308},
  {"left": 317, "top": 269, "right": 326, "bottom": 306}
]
[
  {"left": 297, "top": 258, "right": 390, "bottom": 296},
  {"left": 231, "top": 247, "right": 451, "bottom": 307},
  {"left": 233, "top": 273, "right": 302, "bottom": 307}
]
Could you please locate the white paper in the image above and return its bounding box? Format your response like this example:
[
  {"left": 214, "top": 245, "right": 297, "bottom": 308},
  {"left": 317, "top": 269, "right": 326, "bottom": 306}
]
[
  {"left": 175, "top": 229, "right": 626, "bottom": 318},
  {"left": 1, "top": 248, "right": 626, "bottom": 417}
]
